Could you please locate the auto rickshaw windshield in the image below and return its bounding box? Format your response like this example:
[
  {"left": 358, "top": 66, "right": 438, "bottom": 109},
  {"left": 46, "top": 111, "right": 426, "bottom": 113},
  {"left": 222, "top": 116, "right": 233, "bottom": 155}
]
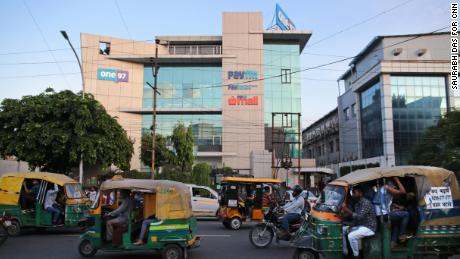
[
  {"left": 314, "top": 185, "right": 345, "bottom": 213},
  {"left": 65, "top": 183, "right": 84, "bottom": 199}
]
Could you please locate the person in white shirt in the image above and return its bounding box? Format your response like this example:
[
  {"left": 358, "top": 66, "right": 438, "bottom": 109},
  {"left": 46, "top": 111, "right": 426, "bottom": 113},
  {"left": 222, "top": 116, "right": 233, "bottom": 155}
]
[
  {"left": 280, "top": 185, "right": 304, "bottom": 237},
  {"left": 44, "top": 183, "right": 62, "bottom": 225},
  {"left": 88, "top": 186, "right": 97, "bottom": 203}
]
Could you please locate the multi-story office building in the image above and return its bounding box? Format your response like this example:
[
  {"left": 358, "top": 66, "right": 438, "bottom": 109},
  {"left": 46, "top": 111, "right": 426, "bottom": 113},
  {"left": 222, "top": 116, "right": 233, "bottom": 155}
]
[
  {"left": 81, "top": 12, "right": 311, "bottom": 178},
  {"left": 302, "top": 108, "right": 340, "bottom": 167},
  {"left": 337, "top": 32, "right": 457, "bottom": 167}
]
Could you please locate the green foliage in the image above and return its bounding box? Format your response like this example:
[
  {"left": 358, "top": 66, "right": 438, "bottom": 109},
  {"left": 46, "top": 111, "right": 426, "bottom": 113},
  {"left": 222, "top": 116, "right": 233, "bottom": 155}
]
[
  {"left": 411, "top": 110, "right": 460, "bottom": 178},
  {"left": 171, "top": 123, "right": 194, "bottom": 172},
  {"left": 0, "top": 90, "right": 133, "bottom": 173},
  {"left": 191, "top": 162, "right": 212, "bottom": 186},
  {"left": 140, "top": 133, "right": 173, "bottom": 169},
  {"left": 155, "top": 164, "right": 191, "bottom": 182},
  {"left": 222, "top": 166, "right": 234, "bottom": 175},
  {"left": 339, "top": 163, "right": 380, "bottom": 176}
]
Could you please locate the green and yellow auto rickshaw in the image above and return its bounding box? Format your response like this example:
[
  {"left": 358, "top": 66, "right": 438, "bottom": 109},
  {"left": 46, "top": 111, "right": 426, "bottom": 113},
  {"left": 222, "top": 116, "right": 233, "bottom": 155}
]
[
  {"left": 0, "top": 172, "right": 89, "bottom": 236},
  {"left": 292, "top": 166, "right": 460, "bottom": 259},
  {"left": 78, "top": 176, "right": 200, "bottom": 259}
]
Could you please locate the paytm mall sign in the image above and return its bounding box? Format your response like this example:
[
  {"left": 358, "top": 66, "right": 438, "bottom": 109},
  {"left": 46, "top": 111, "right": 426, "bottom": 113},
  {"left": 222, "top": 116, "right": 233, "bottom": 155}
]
[
  {"left": 97, "top": 68, "right": 129, "bottom": 83},
  {"left": 227, "top": 70, "right": 259, "bottom": 106}
]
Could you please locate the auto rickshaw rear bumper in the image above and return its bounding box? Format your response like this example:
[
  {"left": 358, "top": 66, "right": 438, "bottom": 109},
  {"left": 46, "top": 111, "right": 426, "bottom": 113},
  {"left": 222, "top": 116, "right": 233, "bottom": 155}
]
[{"left": 292, "top": 234, "right": 314, "bottom": 249}]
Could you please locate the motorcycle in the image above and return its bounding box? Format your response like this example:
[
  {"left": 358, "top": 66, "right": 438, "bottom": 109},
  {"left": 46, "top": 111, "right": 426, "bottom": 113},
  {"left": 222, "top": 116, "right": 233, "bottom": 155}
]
[
  {"left": 0, "top": 212, "right": 12, "bottom": 246},
  {"left": 249, "top": 205, "right": 307, "bottom": 248}
]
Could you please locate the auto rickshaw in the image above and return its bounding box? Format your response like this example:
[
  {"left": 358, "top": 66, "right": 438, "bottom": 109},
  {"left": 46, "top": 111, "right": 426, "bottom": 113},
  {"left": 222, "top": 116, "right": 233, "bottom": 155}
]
[
  {"left": 78, "top": 177, "right": 200, "bottom": 259},
  {"left": 218, "top": 177, "right": 282, "bottom": 230},
  {"left": 0, "top": 172, "right": 89, "bottom": 236},
  {"left": 292, "top": 166, "right": 460, "bottom": 259}
]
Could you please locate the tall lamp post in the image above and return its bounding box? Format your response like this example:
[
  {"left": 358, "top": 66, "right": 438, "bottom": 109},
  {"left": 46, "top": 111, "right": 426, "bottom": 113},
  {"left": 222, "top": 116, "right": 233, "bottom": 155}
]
[
  {"left": 60, "top": 30, "right": 85, "bottom": 184},
  {"left": 146, "top": 39, "right": 161, "bottom": 179}
]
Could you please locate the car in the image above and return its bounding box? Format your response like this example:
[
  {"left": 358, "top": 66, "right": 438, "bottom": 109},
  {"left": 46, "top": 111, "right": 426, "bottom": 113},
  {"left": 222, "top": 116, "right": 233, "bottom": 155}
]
[
  {"left": 285, "top": 190, "right": 319, "bottom": 211},
  {"left": 187, "top": 184, "right": 219, "bottom": 217}
]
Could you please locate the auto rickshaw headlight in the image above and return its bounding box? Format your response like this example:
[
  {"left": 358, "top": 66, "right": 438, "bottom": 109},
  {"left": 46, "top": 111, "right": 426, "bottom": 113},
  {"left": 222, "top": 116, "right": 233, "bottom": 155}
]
[{"left": 317, "top": 225, "right": 328, "bottom": 235}]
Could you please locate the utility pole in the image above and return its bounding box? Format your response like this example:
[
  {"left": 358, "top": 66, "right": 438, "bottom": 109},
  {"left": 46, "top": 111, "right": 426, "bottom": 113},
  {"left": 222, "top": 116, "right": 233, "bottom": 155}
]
[
  {"left": 60, "top": 30, "right": 84, "bottom": 184},
  {"left": 147, "top": 39, "right": 161, "bottom": 179}
]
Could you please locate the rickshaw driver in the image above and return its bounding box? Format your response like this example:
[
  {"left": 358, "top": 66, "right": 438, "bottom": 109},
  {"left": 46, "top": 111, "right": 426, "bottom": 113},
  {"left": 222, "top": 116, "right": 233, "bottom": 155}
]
[
  {"left": 341, "top": 186, "right": 377, "bottom": 259},
  {"left": 280, "top": 185, "right": 304, "bottom": 238},
  {"left": 104, "top": 190, "right": 133, "bottom": 242}
]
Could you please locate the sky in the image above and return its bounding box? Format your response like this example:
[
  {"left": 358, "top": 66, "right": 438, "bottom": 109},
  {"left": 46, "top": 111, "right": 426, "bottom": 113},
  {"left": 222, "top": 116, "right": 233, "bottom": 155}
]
[{"left": 0, "top": 0, "right": 451, "bottom": 128}]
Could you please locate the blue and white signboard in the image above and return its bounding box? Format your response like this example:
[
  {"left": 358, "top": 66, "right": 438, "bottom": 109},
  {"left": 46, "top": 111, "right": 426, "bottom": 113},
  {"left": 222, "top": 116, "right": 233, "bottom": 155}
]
[
  {"left": 97, "top": 68, "right": 129, "bottom": 83},
  {"left": 275, "top": 3, "right": 296, "bottom": 31}
]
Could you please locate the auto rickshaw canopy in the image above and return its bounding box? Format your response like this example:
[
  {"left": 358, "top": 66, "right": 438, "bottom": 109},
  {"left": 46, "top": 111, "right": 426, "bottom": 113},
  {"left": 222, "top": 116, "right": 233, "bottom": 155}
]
[
  {"left": 1, "top": 172, "right": 78, "bottom": 186},
  {"left": 221, "top": 177, "right": 281, "bottom": 184},
  {"left": 0, "top": 172, "right": 79, "bottom": 206},
  {"left": 329, "top": 166, "right": 460, "bottom": 204},
  {"left": 100, "top": 178, "right": 192, "bottom": 220}
]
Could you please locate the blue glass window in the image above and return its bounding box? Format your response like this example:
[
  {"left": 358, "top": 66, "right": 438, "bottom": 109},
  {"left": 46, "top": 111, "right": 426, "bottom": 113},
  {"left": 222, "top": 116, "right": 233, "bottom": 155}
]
[
  {"left": 391, "top": 75, "right": 447, "bottom": 165},
  {"left": 360, "top": 81, "right": 383, "bottom": 158}
]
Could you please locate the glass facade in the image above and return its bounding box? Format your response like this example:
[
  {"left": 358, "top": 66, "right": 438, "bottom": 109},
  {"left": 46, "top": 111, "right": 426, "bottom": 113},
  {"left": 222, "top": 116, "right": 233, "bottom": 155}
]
[
  {"left": 391, "top": 75, "right": 447, "bottom": 165},
  {"left": 360, "top": 81, "right": 383, "bottom": 158},
  {"left": 264, "top": 44, "right": 301, "bottom": 158},
  {"left": 142, "top": 66, "right": 222, "bottom": 168},
  {"left": 143, "top": 66, "right": 221, "bottom": 109}
]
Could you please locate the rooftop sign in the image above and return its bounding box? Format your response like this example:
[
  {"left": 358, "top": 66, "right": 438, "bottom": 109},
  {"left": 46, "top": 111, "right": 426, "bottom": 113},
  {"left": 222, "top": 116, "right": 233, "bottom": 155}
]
[{"left": 276, "top": 3, "right": 296, "bottom": 31}]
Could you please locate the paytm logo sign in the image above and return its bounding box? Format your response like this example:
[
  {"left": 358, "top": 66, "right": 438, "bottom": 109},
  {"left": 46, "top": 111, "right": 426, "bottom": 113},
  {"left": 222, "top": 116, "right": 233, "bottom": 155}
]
[
  {"left": 227, "top": 70, "right": 258, "bottom": 80},
  {"left": 97, "top": 68, "right": 129, "bottom": 82}
]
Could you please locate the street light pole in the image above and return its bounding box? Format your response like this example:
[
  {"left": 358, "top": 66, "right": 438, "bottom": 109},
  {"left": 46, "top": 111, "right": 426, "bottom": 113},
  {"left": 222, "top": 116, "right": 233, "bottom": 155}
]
[
  {"left": 60, "top": 30, "right": 84, "bottom": 184},
  {"left": 147, "top": 39, "right": 161, "bottom": 179}
]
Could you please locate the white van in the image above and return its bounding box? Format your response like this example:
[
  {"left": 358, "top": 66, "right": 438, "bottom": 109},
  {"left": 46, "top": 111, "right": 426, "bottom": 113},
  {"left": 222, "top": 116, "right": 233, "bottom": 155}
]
[{"left": 187, "top": 184, "right": 219, "bottom": 217}]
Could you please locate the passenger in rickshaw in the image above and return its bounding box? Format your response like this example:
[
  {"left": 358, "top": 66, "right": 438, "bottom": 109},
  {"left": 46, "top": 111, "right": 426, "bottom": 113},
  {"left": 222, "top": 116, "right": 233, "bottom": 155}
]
[
  {"left": 245, "top": 188, "right": 256, "bottom": 216},
  {"left": 372, "top": 177, "right": 409, "bottom": 248},
  {"left": 342, "top": 186, "right": 377, "bottom": 259},
  {"left": 21, "top": 179, "right": 40, "bottom": 209},
  {"left": 44, "top": 183, "right": 63, "bottom": 225},
  {"left": 104, "top": 190, "right": 133, "bottom": 242},
  {"left": 280, "top": 185, "right": 304, "bottom": 238}
]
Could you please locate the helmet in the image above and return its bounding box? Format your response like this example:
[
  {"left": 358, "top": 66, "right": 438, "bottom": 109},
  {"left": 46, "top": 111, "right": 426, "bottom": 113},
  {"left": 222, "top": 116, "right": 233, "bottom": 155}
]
[{"left": 292, "top": 185, "right": 303, "bottom": 197}]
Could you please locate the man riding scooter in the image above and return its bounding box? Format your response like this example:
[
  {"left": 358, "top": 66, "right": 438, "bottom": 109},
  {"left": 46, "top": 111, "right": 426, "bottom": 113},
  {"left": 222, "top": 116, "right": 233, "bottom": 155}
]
[{"left": 279, "top": 185, "right": 304, "bottom": 239}]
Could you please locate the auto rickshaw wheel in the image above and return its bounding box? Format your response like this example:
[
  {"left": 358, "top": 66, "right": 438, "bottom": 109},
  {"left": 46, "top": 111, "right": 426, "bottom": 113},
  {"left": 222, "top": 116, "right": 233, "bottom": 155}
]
[
  {"left": 78, "top": 239, "right": 97, "bottom": 257},
  {"left": 293, "top": 248, "right": 318, "bottom": 259},
  {"left": 6, "top": 220, "right": 21, "bottom": 236},
  {"left": 162, "top": 244, "right": 184, "bottom": 259},
  {"left": 229, "top": 217, "right": 242, "bottom": 230}
]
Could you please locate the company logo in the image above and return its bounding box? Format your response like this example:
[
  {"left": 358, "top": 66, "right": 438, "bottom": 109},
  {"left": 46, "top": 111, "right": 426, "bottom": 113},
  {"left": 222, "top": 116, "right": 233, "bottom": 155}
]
[
  {"left": 228, "top": 84, "right": 256, "bottom": 90},
  {"left": 97, "top": 68, "right": 129, "bottom": 82},
  {"left": 276, "top": 4, "right": 296, "bottom": 31},
  {"left": 227, "top": 70, "right": 258, "bottom": 80},
  {"left": 228, "top": 95, "right": 259, "bottom": 106}
]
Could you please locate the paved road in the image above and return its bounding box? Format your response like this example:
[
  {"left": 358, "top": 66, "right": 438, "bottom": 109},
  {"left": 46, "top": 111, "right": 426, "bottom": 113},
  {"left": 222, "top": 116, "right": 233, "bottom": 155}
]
[{"left": 0, "top": 220, "right": 294, "bottom": 259}]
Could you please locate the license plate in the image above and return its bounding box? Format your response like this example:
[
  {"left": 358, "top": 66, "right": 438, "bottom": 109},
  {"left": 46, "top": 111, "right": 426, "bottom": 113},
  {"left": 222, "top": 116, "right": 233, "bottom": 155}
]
[{"left": 3, "top": 220, "right": 12, "bottom": 227}]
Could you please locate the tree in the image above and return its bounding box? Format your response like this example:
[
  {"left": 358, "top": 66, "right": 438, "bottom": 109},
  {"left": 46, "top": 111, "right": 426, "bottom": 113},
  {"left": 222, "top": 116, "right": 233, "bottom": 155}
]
[
  {"left": 191, "top": 162, "right": 212, "bottom": 186},
  {"left": 140, "top": 133, "right": 173, "bottom": 169},
  {"left": 171, "top": 123, "right": 194, "bottom": 172},
  {"left": 0, "top": 90, "right": 133, "bottom": 173},
  {"left": 411, "top": 110, "right": 460, "bottom": 178}
]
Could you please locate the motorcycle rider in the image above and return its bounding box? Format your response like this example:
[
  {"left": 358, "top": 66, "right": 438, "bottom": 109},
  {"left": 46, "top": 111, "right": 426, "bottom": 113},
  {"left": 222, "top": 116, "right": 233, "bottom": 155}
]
[{"left": 280, "top": 185, "right": 304, "bottom": 238}]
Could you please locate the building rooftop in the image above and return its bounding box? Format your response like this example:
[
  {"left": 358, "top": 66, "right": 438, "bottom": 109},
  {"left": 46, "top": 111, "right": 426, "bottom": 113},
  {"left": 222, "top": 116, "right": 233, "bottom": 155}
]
[
  {"left": 302, "top": 107, "right": 338, "bottom": 133},
  {"left": 155, "top": 36, "right": 222, "bottom": 44},
  {"left": 339, "top": 31, "right": 449, "bottom": 80}
]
